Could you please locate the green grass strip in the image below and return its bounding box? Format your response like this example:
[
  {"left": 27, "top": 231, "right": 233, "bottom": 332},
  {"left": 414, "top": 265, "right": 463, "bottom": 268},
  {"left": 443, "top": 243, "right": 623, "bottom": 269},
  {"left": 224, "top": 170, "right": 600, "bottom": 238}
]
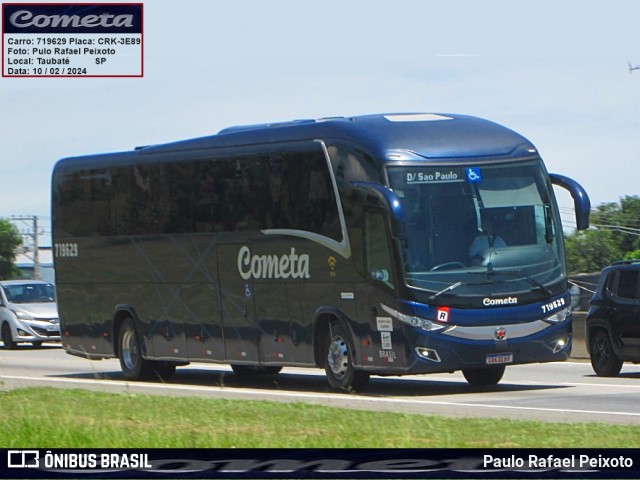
[{"left": 1, "top": 387, "right": 639, "bottom": 448}]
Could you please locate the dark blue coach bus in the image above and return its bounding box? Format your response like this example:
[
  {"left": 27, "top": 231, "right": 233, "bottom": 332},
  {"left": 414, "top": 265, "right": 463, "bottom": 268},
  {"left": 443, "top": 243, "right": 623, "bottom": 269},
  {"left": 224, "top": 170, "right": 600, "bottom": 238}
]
[{"left": 52, "top": 113, "right": 590, "bottom": 391}]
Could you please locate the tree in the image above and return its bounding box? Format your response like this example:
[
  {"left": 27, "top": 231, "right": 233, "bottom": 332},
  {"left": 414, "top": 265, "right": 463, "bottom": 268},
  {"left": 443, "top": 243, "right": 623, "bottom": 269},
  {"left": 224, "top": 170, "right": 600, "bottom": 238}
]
[
  {"left": 0, "top": 219, "right": 23, "bottom": 279},
  {"left": 564, "top": 195, "right": 640, "bottom": 274},
  {"left": 592, "top": 196, "right": 640, "bottom": 253},
  {"left": 564, "top": 228, "right": 622, "bottom": 274},
  {"left": 624, "top": 250, "right": 640, "bottom": 261}
]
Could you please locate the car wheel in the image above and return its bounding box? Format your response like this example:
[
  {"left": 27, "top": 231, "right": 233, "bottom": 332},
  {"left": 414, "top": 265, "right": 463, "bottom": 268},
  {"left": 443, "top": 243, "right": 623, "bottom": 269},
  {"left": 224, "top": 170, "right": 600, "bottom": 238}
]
[
  {"left": 590, "top": 330, "right": 623, "bottom": 377},
  {"left": 1, "top": 322, "right": 17, "bottom": 350},
  {"left": 324, "top": 321, "right": 369, "bottom": 392},
  {"left": 462, "top": 365, "right": 506, "bottom": 386}
]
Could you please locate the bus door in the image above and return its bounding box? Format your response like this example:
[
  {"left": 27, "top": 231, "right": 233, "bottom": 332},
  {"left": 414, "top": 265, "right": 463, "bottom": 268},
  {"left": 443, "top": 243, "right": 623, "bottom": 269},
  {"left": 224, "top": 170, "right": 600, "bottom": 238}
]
[
  {"left": 217, "top": 244, "right": 260, "bottom": 364},
  {"left": 255, "top": 282, "right": 292, "bottom": 364},
  {"left": 359, "top": 209, "right": 406, "bottom": 368}
]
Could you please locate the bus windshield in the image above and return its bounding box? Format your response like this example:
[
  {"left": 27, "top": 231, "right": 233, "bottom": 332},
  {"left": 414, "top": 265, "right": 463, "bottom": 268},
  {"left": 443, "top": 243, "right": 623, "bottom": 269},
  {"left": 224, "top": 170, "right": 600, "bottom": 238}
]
[{"left": 386, "top": 159, "right": 565, "bottom": 296}]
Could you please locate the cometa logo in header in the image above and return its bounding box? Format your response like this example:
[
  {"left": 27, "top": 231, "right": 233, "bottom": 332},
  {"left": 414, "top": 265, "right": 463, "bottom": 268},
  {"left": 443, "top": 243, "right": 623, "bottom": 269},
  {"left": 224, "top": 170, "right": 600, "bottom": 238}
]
[{"left": 9, "top": 10, "right": 135, "bottom": 29}]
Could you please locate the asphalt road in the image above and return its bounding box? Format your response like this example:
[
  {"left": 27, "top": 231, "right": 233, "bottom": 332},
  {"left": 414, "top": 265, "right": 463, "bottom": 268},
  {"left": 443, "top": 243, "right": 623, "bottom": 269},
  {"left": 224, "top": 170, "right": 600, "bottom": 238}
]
[{"left": 2, "top": 343, "right": 640, "bottom": 425}]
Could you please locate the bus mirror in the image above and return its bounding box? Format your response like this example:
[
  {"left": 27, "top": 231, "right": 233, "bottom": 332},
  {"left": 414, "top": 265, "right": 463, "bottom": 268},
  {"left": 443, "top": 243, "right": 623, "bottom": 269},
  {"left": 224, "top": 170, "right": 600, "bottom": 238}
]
[
  {"left": 351, "top": 181, "right": 405, "bottom": 237},
  {"left": 549, "top": 174, "right": 591, "bottom": 230}
]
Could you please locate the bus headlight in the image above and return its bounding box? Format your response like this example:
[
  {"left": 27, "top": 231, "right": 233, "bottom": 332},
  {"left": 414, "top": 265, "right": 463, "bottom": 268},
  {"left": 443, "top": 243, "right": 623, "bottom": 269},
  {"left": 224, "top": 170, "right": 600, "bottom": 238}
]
[
  {"left": 380, "top": 304, "right": 451, "bottom": 333},
  {"left": 544, "top": 307, "right": 571, "bottom": 323}
]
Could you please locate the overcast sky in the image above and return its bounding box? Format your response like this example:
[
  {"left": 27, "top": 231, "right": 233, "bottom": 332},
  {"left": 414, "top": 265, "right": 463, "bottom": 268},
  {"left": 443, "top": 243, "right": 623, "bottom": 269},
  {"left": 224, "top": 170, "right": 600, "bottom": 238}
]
[{"left": 2, "top": 0, "right": 640, "bottom": 243}]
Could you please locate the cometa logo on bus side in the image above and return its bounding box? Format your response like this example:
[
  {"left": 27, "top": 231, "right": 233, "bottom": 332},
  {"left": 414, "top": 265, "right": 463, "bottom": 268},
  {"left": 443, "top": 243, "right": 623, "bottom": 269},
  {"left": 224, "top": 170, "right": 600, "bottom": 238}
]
[{"left": 237, "top": 246, "right": 310, "bottom": 280}]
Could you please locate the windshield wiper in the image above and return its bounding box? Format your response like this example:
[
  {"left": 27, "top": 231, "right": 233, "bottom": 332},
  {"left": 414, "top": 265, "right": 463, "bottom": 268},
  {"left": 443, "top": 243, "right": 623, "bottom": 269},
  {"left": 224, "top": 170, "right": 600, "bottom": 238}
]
[
  {"left": 428, "top": 281, "right": 463, "bottom": 302},
  {"left": 487, "top": 267, "right": 553, "bottom": 297}
]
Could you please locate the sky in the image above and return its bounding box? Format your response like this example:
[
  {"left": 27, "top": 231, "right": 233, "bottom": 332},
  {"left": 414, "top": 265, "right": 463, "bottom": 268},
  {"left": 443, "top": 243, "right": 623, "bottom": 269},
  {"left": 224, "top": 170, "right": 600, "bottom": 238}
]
[{"left": 2, "top": 0, "right": 640, "bottom": 245}]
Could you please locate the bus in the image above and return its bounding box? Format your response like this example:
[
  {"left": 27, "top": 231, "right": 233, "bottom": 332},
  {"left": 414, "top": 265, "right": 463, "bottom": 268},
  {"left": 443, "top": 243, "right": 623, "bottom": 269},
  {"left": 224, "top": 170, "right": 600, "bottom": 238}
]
[{"left": 52, "top": 113, "right": 591, "bottom": 391}]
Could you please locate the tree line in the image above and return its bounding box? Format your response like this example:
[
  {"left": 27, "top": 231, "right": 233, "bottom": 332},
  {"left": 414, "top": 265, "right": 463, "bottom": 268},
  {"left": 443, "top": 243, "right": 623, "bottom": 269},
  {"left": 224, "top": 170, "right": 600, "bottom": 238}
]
[{"left": 565, "top": 195, "right": 640, "bottom": 274}]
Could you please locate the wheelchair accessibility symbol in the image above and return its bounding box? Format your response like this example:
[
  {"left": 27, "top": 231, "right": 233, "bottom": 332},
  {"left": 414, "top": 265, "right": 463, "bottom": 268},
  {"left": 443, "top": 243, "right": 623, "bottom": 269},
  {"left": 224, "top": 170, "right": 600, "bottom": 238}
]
[{"left": 466, "top": 167, "right": 482, "bottom": 183}]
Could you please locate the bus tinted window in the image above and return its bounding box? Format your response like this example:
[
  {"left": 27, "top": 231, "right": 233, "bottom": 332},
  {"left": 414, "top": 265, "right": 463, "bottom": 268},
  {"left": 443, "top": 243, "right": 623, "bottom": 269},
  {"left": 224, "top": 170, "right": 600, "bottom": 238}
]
[{"left": 54, "top": 147, "right": 341, "bottom": 240}]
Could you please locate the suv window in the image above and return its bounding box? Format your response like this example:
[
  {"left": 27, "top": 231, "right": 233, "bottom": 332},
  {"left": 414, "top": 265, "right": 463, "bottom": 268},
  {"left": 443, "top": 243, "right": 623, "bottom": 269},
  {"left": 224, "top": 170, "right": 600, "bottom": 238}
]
[{"left": 607, "top": 270, "right": 640, "bottom": 300}]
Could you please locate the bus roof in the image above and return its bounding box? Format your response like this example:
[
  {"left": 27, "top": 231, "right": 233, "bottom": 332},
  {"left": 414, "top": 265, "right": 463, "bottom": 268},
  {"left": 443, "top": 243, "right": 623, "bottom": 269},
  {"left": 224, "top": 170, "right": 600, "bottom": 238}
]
[{"left": 56, "top": 113, "right": 537, "bottom": 169}]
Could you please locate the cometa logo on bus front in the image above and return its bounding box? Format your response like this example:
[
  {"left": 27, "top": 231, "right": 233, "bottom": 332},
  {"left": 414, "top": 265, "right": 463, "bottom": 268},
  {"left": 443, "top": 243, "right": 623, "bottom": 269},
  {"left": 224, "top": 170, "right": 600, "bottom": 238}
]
[
  {"left": 483, "top": 296, "right": 518, "bottom": 306},
  {"left": 237, "top": 246, "right": 310, "bottom": 280}
]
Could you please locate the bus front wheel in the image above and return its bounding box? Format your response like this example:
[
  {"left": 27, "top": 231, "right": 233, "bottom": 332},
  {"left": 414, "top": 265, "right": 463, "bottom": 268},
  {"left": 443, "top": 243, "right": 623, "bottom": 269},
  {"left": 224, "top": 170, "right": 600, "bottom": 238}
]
[
  {"left": 462, "top": 365, "right": 505, "bottom": 386},
  {"left": 324, "top": 321, "right": 369, "bottom": 392}
]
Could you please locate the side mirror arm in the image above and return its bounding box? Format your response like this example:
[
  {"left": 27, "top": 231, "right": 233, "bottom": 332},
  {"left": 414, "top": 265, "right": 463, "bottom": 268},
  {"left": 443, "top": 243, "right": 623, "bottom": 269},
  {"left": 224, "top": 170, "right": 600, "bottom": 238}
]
[{"left": 549, "top": 174, "right": 591, "bottom": 230}]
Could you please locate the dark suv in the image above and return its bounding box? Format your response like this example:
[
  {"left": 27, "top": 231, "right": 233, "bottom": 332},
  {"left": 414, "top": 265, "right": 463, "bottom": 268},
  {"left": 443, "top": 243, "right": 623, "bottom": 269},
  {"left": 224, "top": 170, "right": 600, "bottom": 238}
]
[{"left": 587, "top": 260, "right": 640, "bottom": 376}]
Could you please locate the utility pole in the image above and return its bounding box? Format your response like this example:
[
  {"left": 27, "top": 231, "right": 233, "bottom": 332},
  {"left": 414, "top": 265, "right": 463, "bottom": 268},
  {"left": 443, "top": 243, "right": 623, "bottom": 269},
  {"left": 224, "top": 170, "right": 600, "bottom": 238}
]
[{"left": 11, "top": 215, "right": 40, "bottom": 280}]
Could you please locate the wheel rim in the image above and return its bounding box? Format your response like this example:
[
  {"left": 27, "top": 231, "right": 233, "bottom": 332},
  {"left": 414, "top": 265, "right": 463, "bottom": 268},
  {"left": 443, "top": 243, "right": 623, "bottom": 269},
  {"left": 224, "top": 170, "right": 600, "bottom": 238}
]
[
  {"left": 121, "top": 329, "right": 138, "bottom": 371},
  {"left": 593, "top": 334, "right": 612, "bottom": 370},
  {"left": 327, "top": 335, "right": 349, "bottom": 379}
]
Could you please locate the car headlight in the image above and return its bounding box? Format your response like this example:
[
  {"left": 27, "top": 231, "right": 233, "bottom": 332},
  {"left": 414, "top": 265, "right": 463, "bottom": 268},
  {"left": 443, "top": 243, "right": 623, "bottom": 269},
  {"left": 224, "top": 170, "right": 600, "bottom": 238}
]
[
  {"left": 11, "top": 308, "right": 34, "bottom": 320},
  {"left": 544, "top": 306, "right": 571, "bottom": 323}
]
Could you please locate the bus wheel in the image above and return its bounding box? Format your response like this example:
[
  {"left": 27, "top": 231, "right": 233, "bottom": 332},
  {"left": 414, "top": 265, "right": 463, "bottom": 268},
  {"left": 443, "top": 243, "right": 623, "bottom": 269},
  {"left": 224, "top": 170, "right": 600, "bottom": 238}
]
[
  {"left": 118, "top": 317, "right": 150, "bottom": 381},
  {"left": 324, "top": 321, "right": 369, "bottom": 392},
  {"left": 462, "top": 365, "right": 505, "bottom": 386},
  {"left": 231, "top": 365, "right": 283, "bottom": 376},
  {"left": 590, "top": 330, "right": 623, "bottom": 377}
]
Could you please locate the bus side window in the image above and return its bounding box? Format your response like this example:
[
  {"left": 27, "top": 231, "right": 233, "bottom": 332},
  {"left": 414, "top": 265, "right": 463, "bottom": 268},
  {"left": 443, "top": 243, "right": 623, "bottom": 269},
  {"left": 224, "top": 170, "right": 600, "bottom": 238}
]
[{"left": 365, "top": 211, "right": 395, "bottom": 289}]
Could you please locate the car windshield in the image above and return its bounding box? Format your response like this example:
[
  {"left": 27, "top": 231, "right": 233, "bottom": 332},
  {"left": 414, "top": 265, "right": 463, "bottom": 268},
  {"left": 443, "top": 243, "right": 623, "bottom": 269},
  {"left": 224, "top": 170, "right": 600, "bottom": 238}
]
[
  {"left": 386, "top": 159, "right": 566, "bottom": 296},
  {"left": 3, "top": 283, "right": 56, "bottom": 303}
]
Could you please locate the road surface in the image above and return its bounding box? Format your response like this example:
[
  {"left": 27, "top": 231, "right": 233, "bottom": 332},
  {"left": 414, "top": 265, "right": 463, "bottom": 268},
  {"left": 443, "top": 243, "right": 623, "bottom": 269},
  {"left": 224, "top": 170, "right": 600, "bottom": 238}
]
[{"left": 2, "top": 344, "right": 640, "bottom": 425}]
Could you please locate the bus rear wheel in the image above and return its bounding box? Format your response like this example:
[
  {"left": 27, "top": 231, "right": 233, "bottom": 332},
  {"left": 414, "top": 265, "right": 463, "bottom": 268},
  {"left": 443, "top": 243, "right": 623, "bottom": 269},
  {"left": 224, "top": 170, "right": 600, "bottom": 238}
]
[
  {"left": 118, "top": 317, "right": 177, "bottom": 381},
  {"left": 118, "top": 317, "right": 149, "bottom": 380},
  {"left": 462, "top": 365, "right": 505, "bottom": 386},
  {"left": 324, "top": 321, "right": 369, "bottom": 392}
]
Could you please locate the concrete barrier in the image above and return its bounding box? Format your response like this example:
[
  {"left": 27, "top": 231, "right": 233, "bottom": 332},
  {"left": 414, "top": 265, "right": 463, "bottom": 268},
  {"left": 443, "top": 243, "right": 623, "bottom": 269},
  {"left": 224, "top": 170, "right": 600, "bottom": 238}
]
[{"left": 571, "top": 311, "right": 588, "bottom": 359}]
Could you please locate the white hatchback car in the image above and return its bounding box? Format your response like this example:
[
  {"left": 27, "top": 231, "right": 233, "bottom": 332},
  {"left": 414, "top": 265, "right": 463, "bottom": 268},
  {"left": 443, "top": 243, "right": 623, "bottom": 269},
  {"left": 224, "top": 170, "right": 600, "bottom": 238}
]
[{"left": 0, "top": 280, "right": 60, "bottom": 348}]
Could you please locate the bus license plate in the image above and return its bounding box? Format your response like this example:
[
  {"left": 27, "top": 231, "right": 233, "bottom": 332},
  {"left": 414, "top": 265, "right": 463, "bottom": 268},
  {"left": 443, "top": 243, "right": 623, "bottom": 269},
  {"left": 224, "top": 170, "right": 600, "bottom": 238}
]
[{"left": 486, "top": 353, "right": 513, "bottom": 365}]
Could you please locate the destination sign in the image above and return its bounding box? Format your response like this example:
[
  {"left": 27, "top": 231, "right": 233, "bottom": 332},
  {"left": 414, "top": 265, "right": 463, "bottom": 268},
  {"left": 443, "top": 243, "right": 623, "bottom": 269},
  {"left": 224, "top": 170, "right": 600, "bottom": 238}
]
[{"left": 404, "top": 168, "right": 465, "bottom": 185}]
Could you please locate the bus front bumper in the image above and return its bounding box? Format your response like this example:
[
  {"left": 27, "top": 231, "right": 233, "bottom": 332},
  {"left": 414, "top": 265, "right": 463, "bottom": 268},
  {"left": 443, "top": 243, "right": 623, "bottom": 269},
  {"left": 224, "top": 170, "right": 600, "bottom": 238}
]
[
  {"left": 412, "top": 320, "right": 572, "bottom": 373},
  {"left": 365, "top": 319, "right": 572, "bottom": 375}
]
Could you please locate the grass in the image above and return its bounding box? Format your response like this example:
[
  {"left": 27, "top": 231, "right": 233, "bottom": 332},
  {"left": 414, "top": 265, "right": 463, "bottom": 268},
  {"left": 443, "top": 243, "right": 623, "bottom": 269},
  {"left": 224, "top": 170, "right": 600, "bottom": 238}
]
[{"left": 1, "top": 387, "right": 640, "bottom": 448}]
